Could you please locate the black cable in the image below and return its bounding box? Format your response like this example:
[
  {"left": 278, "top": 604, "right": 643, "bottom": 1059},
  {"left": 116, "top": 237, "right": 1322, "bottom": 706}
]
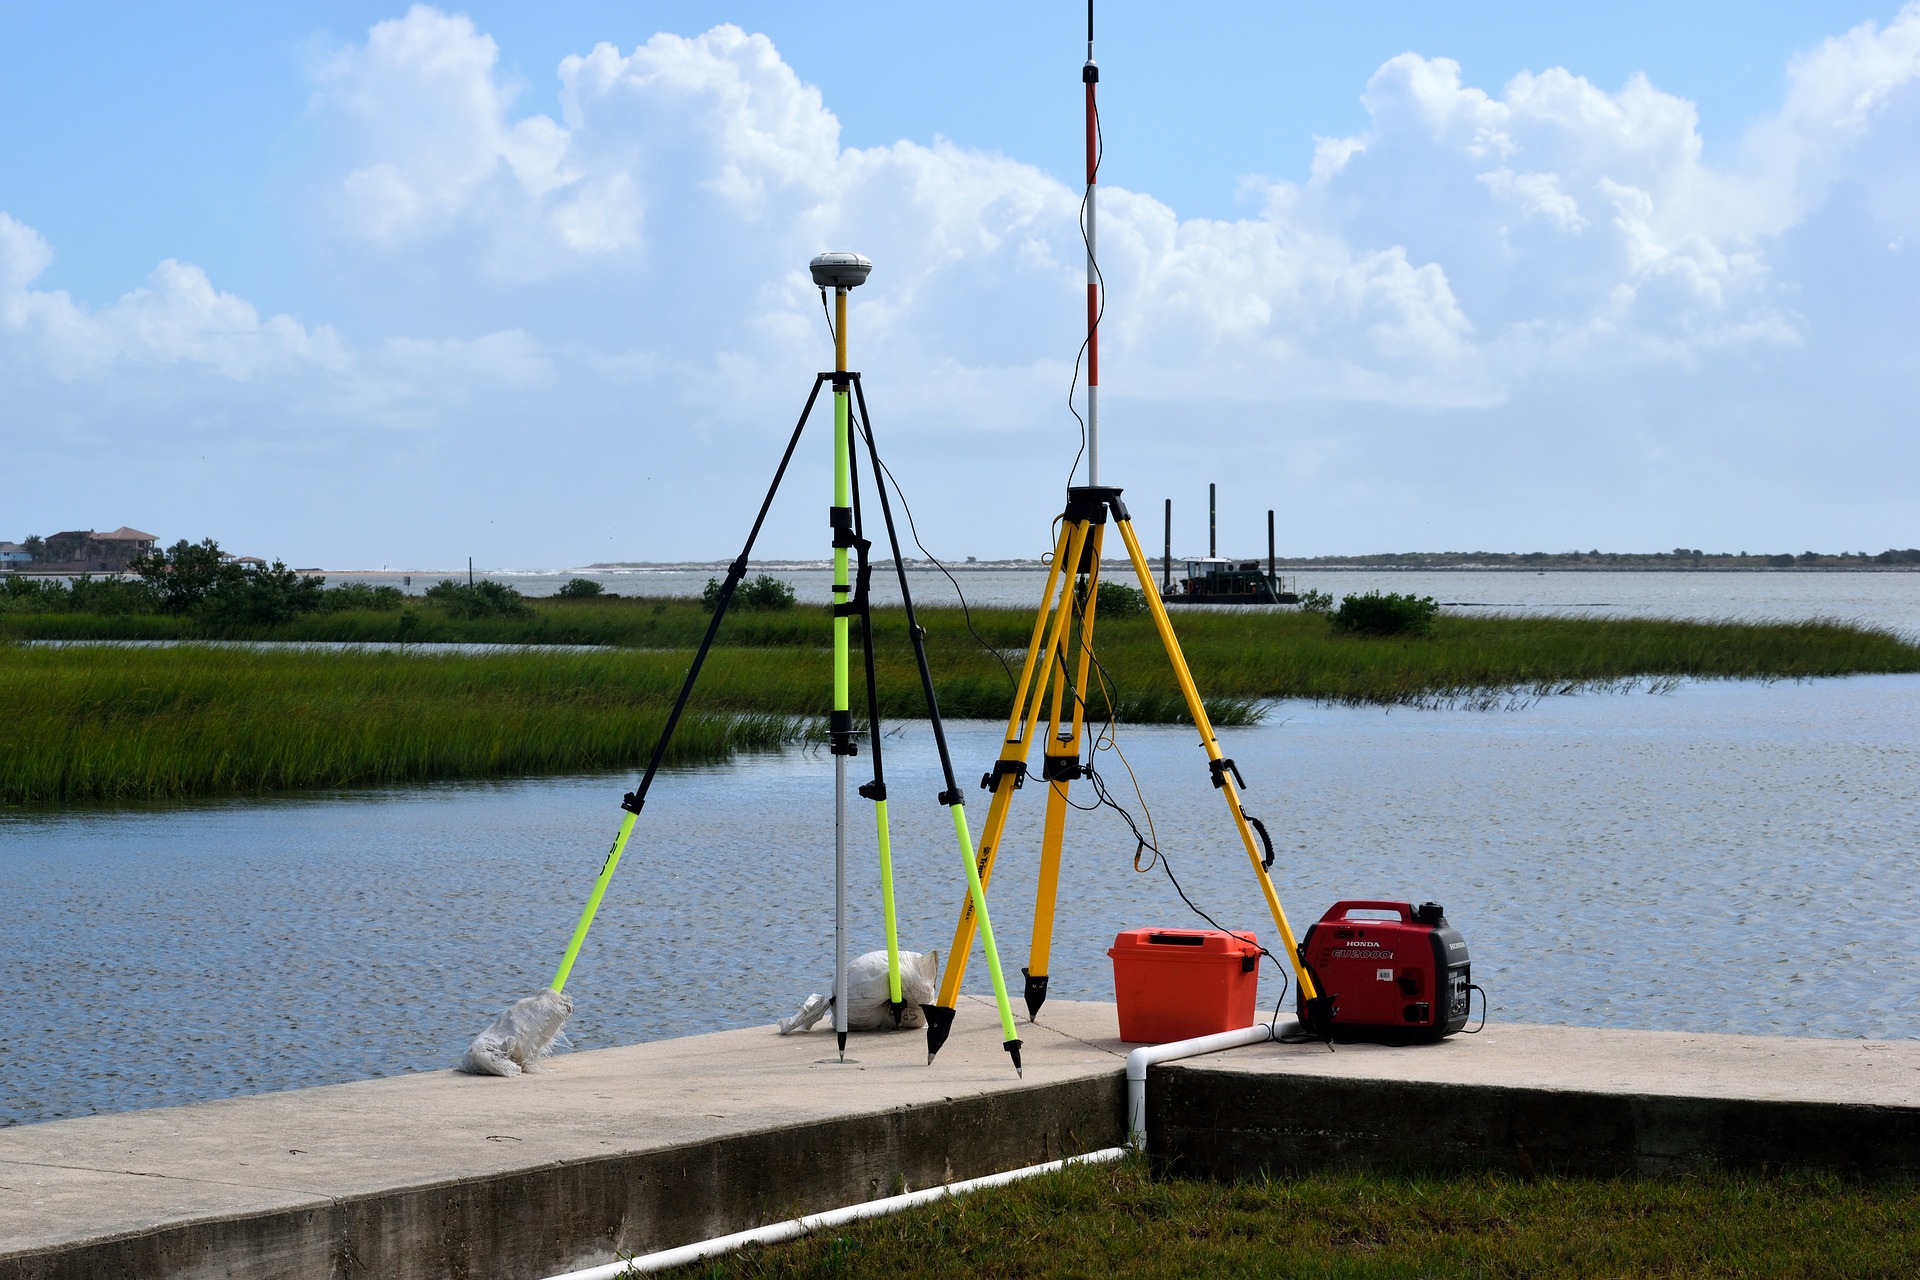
[
  {"left": 819, "top": 288, "right": 836, "bottom": 347},
  {"left": 1464, "top": 984, "right": 1489, "bottom": 1033},
  {"left": 854, "top": 403, "right": 1018, "bottom": 693},
  {"left": 1031, "top": 554, "right": 1312, "bottom": 1035}
]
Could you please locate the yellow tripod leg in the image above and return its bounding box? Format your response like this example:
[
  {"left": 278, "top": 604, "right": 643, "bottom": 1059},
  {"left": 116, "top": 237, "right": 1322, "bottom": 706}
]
[
  {"left": 1025, "top": 523, "right": 1105, "bottom": 1020},
  {"left": 1112, "top": 514, "right": 1321, "bottom": 1004},
  {"left": 932, "top": 518, "right": 1087, "bottom": 1013}
]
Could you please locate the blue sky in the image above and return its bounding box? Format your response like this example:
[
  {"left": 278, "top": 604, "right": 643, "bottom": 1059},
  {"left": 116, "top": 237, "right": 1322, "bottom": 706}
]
[{"left": 2, "top": 2, "right": 1914, "bottom": 567}]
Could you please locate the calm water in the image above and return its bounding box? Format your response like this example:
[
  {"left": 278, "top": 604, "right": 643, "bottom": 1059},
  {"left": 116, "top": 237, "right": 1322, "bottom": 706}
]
[
  {"left": 4, "top": 675, "right": 1917, "bottom": 1126},
  {"left": 333, "top": 568, "right": 1920, "bottom": 637}
]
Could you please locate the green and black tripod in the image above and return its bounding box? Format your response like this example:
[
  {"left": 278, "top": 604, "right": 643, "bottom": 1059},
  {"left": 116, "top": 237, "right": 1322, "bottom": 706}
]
[{"left": 540, "top": 252, "right": 1025, "bottom": 1075}]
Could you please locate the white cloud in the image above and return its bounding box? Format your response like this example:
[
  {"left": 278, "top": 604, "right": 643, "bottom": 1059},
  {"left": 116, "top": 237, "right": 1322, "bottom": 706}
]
[
  {"left": 292, "top": 6, "right": 1920, "bottom": 416},
  {"left": 0, "top": 204, "right": 551, "bottom": 430},
  {"left": 6, "top": 7, "right": 1919, "bottom": 563},
  {"left": 0, "top": 219, "right": 344, "bottom": 382}
]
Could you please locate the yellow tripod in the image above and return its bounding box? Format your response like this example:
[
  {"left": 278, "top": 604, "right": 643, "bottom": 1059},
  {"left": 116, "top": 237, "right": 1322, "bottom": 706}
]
[{"left": 920, "top": 485, "right": 1325, "bottom": 1062}]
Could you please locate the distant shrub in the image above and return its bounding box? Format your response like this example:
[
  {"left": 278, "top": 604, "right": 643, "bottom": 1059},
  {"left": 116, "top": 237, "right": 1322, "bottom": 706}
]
[
  {"left": 1297, "top": 588, "right": 1334, "bottom": 614},
  {"left": 1767, "top": 554, "right": 1797, "bottom": 568},
  {"left": 317, "top": 582, "right": 405, "bottom": 613},
  {"left": 130, "top": 538, "right": 228, "bottom": 614},
  {"left": 198, "top": 561, "right": 326, "bottom": 626},
  {"left": 1093, "top": 581, "right": 1148, "bottom": 619},
  {"left": 0, "top": 577, "right": 61, "bottom": 614},
  {"left": 66, "top": 575, "right": 162, "bottom": 616},
  {"left": 424, "top": 579, "right": 533, "bottom": 618},
  {"left": 703, "top": 573, "right": 796, "bottom": 612},
  {"left": 556, "top": 578, "right": 605, "bottom": 599},
  {"left": 1329, "top": 591, "right": 1439, "bottom": 638}
]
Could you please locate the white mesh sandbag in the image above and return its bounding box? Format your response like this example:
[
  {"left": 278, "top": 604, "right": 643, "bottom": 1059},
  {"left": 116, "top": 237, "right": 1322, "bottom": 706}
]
[
  {"left": 776, "top": 949, "right": 940, "bottom": 1034},
  {"left": 461, "top": 988, "right": 573, "bottom": 1076}
]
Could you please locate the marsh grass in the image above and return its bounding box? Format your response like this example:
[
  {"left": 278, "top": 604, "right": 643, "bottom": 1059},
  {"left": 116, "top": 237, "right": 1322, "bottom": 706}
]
[
  {"left": 6, "top": 602, "right": 1916, "bottom": 804},
  {"left": 662, "top": 1154, "right": 1920, "bottom": 1279},
  {"left": 0, "top": 645, "right": 809, "bottom": 805}
]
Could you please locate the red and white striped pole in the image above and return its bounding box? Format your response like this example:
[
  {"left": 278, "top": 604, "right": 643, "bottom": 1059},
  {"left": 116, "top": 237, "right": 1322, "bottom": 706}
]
[{"left": 1083, "top": 4, "right": 1100, "bottom": 486}]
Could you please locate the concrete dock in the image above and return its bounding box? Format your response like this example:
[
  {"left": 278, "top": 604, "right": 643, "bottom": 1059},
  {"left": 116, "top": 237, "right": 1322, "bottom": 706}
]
[{"left": 2, "top": 1000, "right": 1916, "bottom": 1279}]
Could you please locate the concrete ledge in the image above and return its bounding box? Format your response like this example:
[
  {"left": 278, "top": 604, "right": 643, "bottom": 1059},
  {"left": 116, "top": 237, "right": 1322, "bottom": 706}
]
[
  {"left": 0, "top": 998, "right": 1128, "bottom": 1280},
  {"left": 1150, "top": 1022, "right": 1920, "bottom": 1181},
  {"left": 5, "top": 1014, "right": 1916, "bottom": 1278}
]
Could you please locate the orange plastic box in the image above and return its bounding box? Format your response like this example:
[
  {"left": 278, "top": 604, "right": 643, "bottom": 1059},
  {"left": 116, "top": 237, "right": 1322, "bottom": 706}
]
[{"left": 1107, "top": 927, "right": 1260, "bottom": 1043}]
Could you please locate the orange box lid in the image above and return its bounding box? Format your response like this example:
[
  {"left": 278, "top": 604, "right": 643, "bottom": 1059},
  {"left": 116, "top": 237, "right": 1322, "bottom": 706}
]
[{"left": 1108, "top": 927, "right": 1260, "bottom": 959}]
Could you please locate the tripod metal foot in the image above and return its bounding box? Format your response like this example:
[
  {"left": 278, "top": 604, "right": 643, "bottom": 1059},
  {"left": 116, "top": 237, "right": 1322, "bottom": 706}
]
[
  {"left": 1022, "top": 969, "right": 1049, "bottom": 1022},
  {"left": 922, "top": 1004, "right": 956, "bottom": 1063}
]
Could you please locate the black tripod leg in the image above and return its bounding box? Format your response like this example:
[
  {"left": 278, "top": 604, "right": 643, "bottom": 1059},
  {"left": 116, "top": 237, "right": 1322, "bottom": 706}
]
[{"left": 618, "top": 374, "right": 828, "bottom": 818}]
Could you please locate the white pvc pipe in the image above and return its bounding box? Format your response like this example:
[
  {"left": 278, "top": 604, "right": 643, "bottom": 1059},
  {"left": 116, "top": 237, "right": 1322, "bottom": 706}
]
[
  {"left": 1126, "top": 1022, "right": 1281, "bottom": 1151},
  {"left": 540, "top": 1147, "right": 1127, "bottom": 1280}
]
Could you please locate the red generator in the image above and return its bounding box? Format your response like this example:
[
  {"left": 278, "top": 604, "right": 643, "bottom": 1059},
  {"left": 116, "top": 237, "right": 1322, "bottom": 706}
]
[{"left": 1295, "top": 901, "right": 1472, "bottom": 1041}]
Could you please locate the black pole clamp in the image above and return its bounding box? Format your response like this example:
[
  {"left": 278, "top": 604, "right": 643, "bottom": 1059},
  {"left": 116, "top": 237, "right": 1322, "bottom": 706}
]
[
  {"left": 981, "top": 760, "right": 1027, "bottom": 792},
  {"left": 829, "top": 709, "right": 858, "bottom": 757},
  {"left": 858, "top": 779, "right": 887, "bottom": 801},
  {"left": 1209, "top": 757, "right": 1245, "bottom": 790},
  {"left": 829, "top": 506, "right": 856, "bottom": 547},
  {"left": 1041, "top": 753, "right": 1085, "bottom": 782}
]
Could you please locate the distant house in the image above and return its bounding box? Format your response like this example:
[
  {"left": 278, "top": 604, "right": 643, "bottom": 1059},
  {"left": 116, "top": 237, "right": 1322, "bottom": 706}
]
[
  {"left": 35, "top": 526, "right": 161, "bottom": 572},
  {"left": 0, "top": 542, "right": 32, "bottom": 566},
  {"left": 95, "top": 527, "right": 159, "bottom": 554}
]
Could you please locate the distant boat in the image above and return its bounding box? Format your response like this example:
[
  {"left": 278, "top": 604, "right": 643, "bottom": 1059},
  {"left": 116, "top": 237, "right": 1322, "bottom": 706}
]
[
  {"left": 1166, "top": 556, "right": 1299, "bottom": 605},
  {"left": 1159, "top": 485, "right": 1301, "bottom": 605}
]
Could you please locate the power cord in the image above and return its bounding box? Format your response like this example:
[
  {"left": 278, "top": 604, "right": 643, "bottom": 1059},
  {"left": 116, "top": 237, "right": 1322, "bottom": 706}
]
[
  {"left": 851, "top": 401, "right": 1019, "bottom": 693},
  {"left": 1036, "top": 579, "right": 1308, "bottom": 1038}
]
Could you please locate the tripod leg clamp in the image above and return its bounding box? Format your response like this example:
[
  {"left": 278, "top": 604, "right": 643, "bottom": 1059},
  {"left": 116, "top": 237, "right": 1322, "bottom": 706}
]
[
  {"left": 829, "top": 506, "right": 856, "bottom": 548},
  {"left": 981, "top": 760, "right": 1027, "bottom": 792},
  {"left": 1041, "top": 753, "right": 1085, "bottom": 782}
]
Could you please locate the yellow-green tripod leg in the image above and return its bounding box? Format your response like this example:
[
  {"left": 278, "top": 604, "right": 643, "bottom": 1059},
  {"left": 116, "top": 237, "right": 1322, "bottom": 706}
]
[
  {"left": 875, "top": 799, "right": 902, "bottom": 1006},
  {"left": 949, "top": 802, "right": 1022, "bottom": 1073},
  {"left": 551, "top": 810, "right": 638, "bottom": 992}
]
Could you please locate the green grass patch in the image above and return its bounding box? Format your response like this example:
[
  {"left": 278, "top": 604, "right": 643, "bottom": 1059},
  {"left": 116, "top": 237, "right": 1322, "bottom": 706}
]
[
  {"left": 660, "top": 1155, "right": 1920, "bottom": 1279},
  {"left": 6, "top": 601, "right": 1916, "bottom": 805},
  {"left": 0, "top": 644, "right": 808, "bottom": 805}
]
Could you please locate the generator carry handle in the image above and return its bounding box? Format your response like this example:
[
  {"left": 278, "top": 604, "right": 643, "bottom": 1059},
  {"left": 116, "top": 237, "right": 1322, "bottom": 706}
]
[{"left": 1321, "top": 900, "right": 1414, "bottom": 922}]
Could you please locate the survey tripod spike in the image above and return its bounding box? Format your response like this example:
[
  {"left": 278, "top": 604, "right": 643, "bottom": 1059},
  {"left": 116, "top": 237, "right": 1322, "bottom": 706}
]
[{"left": 846, "top": 379, "right": 1022, "bottom": 1073}]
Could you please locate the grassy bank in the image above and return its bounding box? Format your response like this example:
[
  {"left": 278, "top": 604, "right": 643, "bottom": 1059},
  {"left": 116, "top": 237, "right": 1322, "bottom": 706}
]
[
  {"left": 0, "top": 645, "right": 806, "bottom": 805},
  {"left": 6, "top": 601, "right": 1917, "bottom": 804},
  {"left": 660, "top": 1155, "right": 1919, "bottom": 1279}
]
